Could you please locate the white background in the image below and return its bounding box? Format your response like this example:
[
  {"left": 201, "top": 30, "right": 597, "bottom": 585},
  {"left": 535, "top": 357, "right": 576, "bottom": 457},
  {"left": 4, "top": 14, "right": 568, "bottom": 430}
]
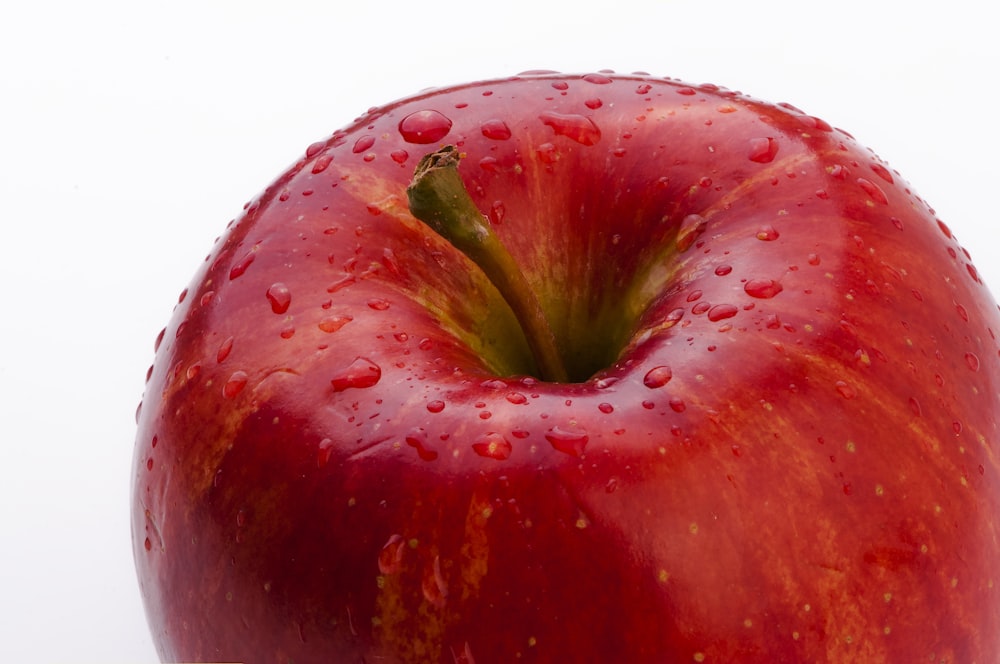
[{"left": 1, "top": 1, "right": 996, "bottom": 661}]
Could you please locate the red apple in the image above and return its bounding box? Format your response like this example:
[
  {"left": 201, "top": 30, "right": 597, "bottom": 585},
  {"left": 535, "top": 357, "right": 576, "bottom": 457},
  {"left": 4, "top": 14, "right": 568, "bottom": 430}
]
[{"left": 132, "top": 71, "right": 1000, "bottom": 663}]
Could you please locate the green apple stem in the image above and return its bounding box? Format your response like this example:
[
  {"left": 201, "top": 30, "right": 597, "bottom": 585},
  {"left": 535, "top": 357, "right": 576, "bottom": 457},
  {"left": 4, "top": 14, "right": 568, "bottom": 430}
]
[{"left": 406, "top": 146, "right": 569, "bottom": 383}]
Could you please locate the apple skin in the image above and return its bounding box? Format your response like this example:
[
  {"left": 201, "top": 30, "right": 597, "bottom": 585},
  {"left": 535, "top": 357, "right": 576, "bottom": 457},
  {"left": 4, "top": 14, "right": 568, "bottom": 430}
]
[{"left": 132, "top": 72, "right": 1000, "bottom": 663}]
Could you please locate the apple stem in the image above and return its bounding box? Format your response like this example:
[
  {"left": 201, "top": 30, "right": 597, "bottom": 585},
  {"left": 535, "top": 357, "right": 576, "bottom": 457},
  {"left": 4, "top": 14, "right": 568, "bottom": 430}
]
[{"left": 406, "top": 146, "right": 569, "bottom": 383}]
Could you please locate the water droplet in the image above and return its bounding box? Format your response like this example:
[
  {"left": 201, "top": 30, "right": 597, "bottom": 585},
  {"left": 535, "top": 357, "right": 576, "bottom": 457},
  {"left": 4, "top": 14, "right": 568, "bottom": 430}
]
[
  {"left": 956, "top": 304, "right": 969, "bottom": 322},
  {"left": 744, "top": 278, "right": 784, "bottom": 299},
  {"left": 748, "top": 137, "right": 779, "bottom": 164},
  {"left": 398, "top": 110, "right": 453, "bottom": 144},
  {"left": 505, "top": 392, "right": 528, "bottom": 405},
  {"left": 756, "top": 225, "right": 780, "bottom": 241},
  {"left": 405, "top": 428, "right": 438, "bottom": 461},
  {"left": 583, "top": 73, "right": 613, "bottom": 84},
  {"left": 857, "top": 178, "right": 889, "bottom": 205},
  {"left": 870, "top": 163, "right": 894, "bottom": 184},
  {"left": 714, "top": 265, "right": 733, "bottom": 276},
  {"left": 311, "top": 154, "right": 333, "bottom": 174},
  {"left": 536, "top": 142, "right": 559, "bottom": 164},
  {"left": 229, "top": 249, "right": 257, "bottom": 280},
  {"left": 318, "top": 315, "right": 353, "bottom": 333},
  {"left": 421, "top": 556, "right": 448, "bottom": 608},
  {"left": 266, "top": 283, "right": 291, "bottom": 314},
  {"left": 675, "top": 86, "right": 697, "bottom": 96},
  {"left": 835, "top": 381, "right": 856, "bottom": 399},
  {"left": 472, "top": 432, "right": 512, "bottom": 460},
  {"left": 538, "top": 111, "right": 601, "bottom": 146},
  {"left": 545, "top": 426, "right": 589, "bottom": 457},
  {"left": 217, "top": 336, "right": 235, "bottom": 363},
  {"left": 676, "top": 214, "right": 707, "bottom": 252},
  {"left": 352, "top": 135, "right": 375, "bottom": 153},
  {"left": 305, "top": 141, "right": 325, "bottom": 158},
  {"left": 965, "top": 352, "right": 981, "bottom": 372},
  {"left": 330, "top": 357, "right": 381, "bottom": 392},
  {"left": 280, "top": 324, "right": 295, "bottom": 339},
  {"left": 426, "top": 400, "right": 445, "bottom": 413},
  {"left": 390, "top": 149, "right": 409, "bottom": 164},
  {"left": 367, "top": 298, "right": 390, "bottom": 311},
  {"left": 598, "top": 402, "right": 614, "bottom": 414},
  {"left": 327, "top": 274, "right": 356, "bottom": 293},
  {"left": 378, "top": 534, "right": 406, "bottom": 575},
  {"left": 223, "top": 371, "right": 248, "bottom": 398},
  {"left": 668, "top": 397, "right": 686, "bottom": 412},
  {"left": 316, "top": 438, "right": 334, "bottom": 469},
  {"left": 480, "top": 119, "right": 512, "bottom": 140},
  {"left": 644, "top": 366, "right": 673, "bottom": 388},
  {"left": 584, "top": 98, "right": 603, "bottom": 109},
  {"left": 797, "top": 115, "right": 833, "bottom": 131},
  {"left": 691, "top": 301, "right": 711, "bottom": 315},
  {"left": 707, "top": 303, "right": 738, "bottom": 322},
  {"left": 486, "top": 200, "right": 507, "bottom": 226}
]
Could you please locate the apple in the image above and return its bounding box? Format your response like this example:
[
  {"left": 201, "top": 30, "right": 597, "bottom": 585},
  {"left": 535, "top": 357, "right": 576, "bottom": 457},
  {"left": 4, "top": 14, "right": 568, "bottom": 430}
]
[{"left": 132, "top": 71, "right": 1000, "bottom": 663}]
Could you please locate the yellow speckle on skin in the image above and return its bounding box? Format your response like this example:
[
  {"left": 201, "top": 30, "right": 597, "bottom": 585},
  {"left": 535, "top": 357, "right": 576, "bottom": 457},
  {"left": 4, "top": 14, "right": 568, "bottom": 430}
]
[
  {"left": 743, "top": 618, "right": 753, "bottom": 628},
  {"left": 689, "top": 522, "right": 699, "bottom": 535},
  {"left": 528, "top": 637, "right": 537, "bottom": 647},
  {"left": 951, "top": 577, "right": 959, "bottom": 588},
  {"left": 883, "top": 592, "right": 892, "bottom": 603},
  {"left": 803, "top": 603, "right": 811, "bottom": 613},
  {"left": 884, "top": 626, "right": 892, "bottom": 635},
  {"left": 693, "top": 653, "right": 706, "bottom": 662},
  {"left": 845, "top": 441, "right": 856, "bottom": 453},
  {"left": 792, "top": 631, "right": 800, "bottom": 640},
  {"left": 575, "top": 517, "right": 588, "bottom": 529},
  {"left": 658, "top": 569, "right": 670, "bottom": 583},
  {"left": 875, "top": 484, "right": 885, "bottom": 496}
]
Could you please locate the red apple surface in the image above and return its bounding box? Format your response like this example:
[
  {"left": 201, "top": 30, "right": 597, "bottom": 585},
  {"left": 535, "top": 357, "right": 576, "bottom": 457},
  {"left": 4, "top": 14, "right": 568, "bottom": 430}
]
[{"left": 132, "top": 71, "right": 1000, "bottom": 663}]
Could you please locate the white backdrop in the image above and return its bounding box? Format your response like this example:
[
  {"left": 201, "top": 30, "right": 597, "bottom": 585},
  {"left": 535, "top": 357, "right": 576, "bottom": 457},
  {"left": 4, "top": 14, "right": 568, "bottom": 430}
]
[{"left": 1, "top": 1, "right": 996, "bottom": 660}]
